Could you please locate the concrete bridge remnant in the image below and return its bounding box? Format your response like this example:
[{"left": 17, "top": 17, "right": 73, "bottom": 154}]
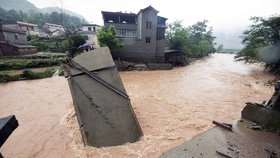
[{"left": 64, "top": 47, "right": 143, "bottom": 147}]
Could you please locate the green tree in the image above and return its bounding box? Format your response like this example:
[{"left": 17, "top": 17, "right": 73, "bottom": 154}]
[
  {"left": 188, "top": 20, "right": 216, "bottom": 56},
  {"left": 97, "top": 26, "right": 124, "bottom": 52},
  {"left": 216, "top": 44, "right": 224, "bottom": 52},
  {"left": 235, "top": 16, "right": 280, "bottom": 63},
  {"left": 166, "top": 20, "right": 190, "bottom": 51},
  {"left": 166, "top": 20, "right": 216, "bottom": 57},
  {"left": 64, "top": 34, "right": 86, "bottom": 56}
]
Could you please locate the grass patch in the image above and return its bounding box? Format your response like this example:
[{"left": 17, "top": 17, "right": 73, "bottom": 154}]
[
  {"left": 22, "top": 52, "right": 68, "bottom": 59},
  {"left": 0, "top": 58, "right": 61, "bottom": 71},
  {"left": 0, "top": 67, "right": 61, "bottom": 83},
  {"left": 22, "top": 69, "right": 55, "bottom": 79},
  {"left": 0, "top": 55, "right": 66, "bottom": 82}
]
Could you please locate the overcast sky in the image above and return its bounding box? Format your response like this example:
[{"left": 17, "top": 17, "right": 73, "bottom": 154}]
[{"left": 27, "top": 0, "right": 279, "bottom": 48}]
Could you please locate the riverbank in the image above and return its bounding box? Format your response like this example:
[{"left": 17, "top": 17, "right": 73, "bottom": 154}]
[
  {"left": 0, "top": 52, "right": 66, "bottom": 82},
  {"left": 0, "top": 54, "right": 275, "bottom": 158}
]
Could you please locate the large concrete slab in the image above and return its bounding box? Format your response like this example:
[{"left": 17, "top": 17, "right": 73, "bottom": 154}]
[
  {"left": 160, "top": 120, "right": 280, "bottom": 158},
  {"left": 64, "top": 47, "right": 143, "bottom": 147},
  {"left": 0, "top": 115, "right": 18, "bottom": 148},
  {"left": 242, "top": 103, "right": 280, "bottom": 131}
]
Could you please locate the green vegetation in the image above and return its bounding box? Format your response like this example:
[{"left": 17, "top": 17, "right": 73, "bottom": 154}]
[
  {"left": 97, "top": 26, "right": 125, "bottom": 52},
  {"left": 22, "top": 69, "right": 56, "bottom": 79},
  {"left": 0, "top": 53, "right": 66, "bottom": 83},
  {"left": 0, "top": 6, "right": 87, "bottom": 31},
  {"left": 0, "top": 58, "right": 60, "bottom": 71},
  {"left": 166, "top": 20, "right": 216, "bottom": 58},
  {"left": 235, "top": 15, "right": 280, "bottom": 74},
  {"left": 28, "top": 34, "right": 86, "bottom": 55},
  {"left": 235, "top": 16, "right": 280, "bottom": 63},
  {"left": 28, "top": 35, "right": 63, "bottom": 52},
  {"left": 0, "top": 67, "right": 58, "bottom": 83},
  {"left": 0, "top": 0, "right": 39, "bottom": 13},
  {"left": 61, "top": 33, "right": 86, "bottom": 56},
  {"left": 216, "top": 44, "right": 224, "bottom": 52}
]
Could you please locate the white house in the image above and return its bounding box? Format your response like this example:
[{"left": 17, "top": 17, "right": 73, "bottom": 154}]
[
  {"left": 43, "top": 23, "right": 65, "bottom": 32},
  {"left": 75, "top": 24, "right": 101, "bottom": 49}
]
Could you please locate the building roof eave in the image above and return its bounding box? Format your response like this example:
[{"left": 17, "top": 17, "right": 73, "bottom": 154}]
[
  {"left": 137, "top": 5, "right": 159, "bottom": 15},
  {"left": 0, "top": 26, "right": 26, "bottom": 34},
  {"left": 101, "top": 11, "right": 137, "bottom": 18},
  {"left": 81, "top": 24, "right": 101, "bottom": 27}
]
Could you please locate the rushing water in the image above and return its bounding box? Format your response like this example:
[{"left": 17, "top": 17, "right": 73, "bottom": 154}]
[{"left": 0, "top": 53, "right": 275, "bottom": 158}]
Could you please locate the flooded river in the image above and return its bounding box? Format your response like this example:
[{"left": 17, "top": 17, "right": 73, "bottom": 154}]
[{"left": 0, "top": 54, "right": 275, "bottom": 158}]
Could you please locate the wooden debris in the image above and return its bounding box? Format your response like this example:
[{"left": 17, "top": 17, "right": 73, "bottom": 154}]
[
  {"left": 216, "top": 151, "right": 232, "bottom": 158},
  {"left": 227, "top": 147, "right": 234, "bottom": 151},
  {"left": 223, "top": 123, "right": 233, "bottom": 128},
  {"left": 250, "top": 125, "right": 263, "bottom": 130},
  {"left": 212, "top": 120, "right": 232, "bottom": 131}
]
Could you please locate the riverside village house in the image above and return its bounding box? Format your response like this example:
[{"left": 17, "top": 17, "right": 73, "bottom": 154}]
[
  {"left": 0, "top": 21, "right": 37, "bottom": 56},
  {"left": 101, "top": 6, "right": 167, "bottom": 62},
  {"left": 75, "top": 24, "right": 101, "bottom": 49},
  {"left": 43, "top": 23, "right": 65, "bottom": 38}
]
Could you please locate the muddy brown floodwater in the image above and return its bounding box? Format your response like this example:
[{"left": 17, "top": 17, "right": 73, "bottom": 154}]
[{"left": 0, "top": 54, "right": 275, "bottom": 158}]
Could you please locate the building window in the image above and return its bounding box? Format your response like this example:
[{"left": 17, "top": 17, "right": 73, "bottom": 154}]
[
  {"left": 14, "top": 34, "right": 18, "bottom": 40},
  {"left": 146, "top": 21, "right": 152, "bottom": 29},
  {"left": 146, "top": 37, "right": 151, "bottom": 43},
  {"left": 93, "top": 27, "right": 96, "bottom": 32},
  {"left": 116, "top": 29, "right": 136, "bottom": 37},
  {"left": 88, "top": 27, "right": 92, "bottom": 31}
]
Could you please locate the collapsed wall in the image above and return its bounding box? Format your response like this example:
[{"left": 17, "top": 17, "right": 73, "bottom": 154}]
[
  {"left": 242, "top": 81, "right": 280, "bottom": 131},
  {"left": 64, "top": 47, "right": 143, "bottom": 147}
]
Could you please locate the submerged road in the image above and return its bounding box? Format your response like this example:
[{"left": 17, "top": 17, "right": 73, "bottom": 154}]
[{"left": 0, "top": 53, "right": 275, "bottom": 158}]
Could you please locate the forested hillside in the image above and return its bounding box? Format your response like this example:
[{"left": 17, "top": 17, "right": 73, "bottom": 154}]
[
  {"left": 0, "top": 0, "right": 88, "bottom": 31},
  {"left": 0, "top": 7, "right": 87, "bottom": 31},
  {"left": 0, "top": 0, "right": 39, "bottom": 12}
]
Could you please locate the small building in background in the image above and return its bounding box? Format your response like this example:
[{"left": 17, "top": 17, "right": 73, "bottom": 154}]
[
  {"left": 38, "top": 27, "right": 51, "bottom": 38},
  {"left": 51, "top": 29, "right": 66, "bottom": 38},
  {"left": 43, "top": 23, "right": 65, "bottom": 32},
  {"left": 17, "top": 21, "right": 40, "bottom": 36},
  {"left": 43, "top": 23, "right": 65, "bottom": 38},
  {"left": 101, "top": 6, "right": 167, "bottom": 62},
  {"left": 0, "top": 24, "right": 37, "bottom": 56},
  {"left": 75, "top": 24, "right": 101, "bottom": 49}
]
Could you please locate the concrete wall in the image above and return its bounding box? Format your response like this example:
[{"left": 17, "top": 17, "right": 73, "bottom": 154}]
[
  {"left": 77, "top": 31, "right": 100, "bottom": 48},
  {"left": 156, "top": 39, "right": 166, "bottom": 62},
  {"left": 0, "top": 43, "right": 37, "bottom": 56},
  {"left": 103, "top": 8, "right": 166, "bottom": 62},
  {"left": 51, "top": 30, "right": 65, "bottom": 37},
  {"left": 139, "top": 9, "right": 157, "bottom": 56},
  {"left": 137, "top": 13, "right": 142, "bottom": 39},
  {"left": 156, "top": 39, "right": 166, "bottom": 55},
  {"left": 28, "top": 30, "right": 40, "bottom": 36},
  {"left": 86, "top": 34, "right": 99, "bottom": 48},
  {"left": 43, "top": 24, "right": 64, "bottom": 32},
  {"left": 105, "top": 23, "right": 137, "bottom": 30},
  {"left": 3, "top": 31, "right": 27, "bottom": 44},
  {"left": 111, "top": 9, "right": 158, "bottom": 62},
  {"left": 82, "top": 26, "right": 100, "bottom": 32},
  {"left": 19, "top": 25, "right": 40, "bottom": 36},
  {"left": 2, "top": 24, "right": 19, "bottom": 30}
]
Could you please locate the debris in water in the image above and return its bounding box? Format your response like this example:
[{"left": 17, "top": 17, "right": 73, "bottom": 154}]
[
  {"left": 216, "top": 150, "right": 232, "bottom": 158},
  {"left": 64, "top": 47, "right": 143, "bottom": 147},
  {"left": 212, "top": 120, "right": 232, "bottom": 131}
]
